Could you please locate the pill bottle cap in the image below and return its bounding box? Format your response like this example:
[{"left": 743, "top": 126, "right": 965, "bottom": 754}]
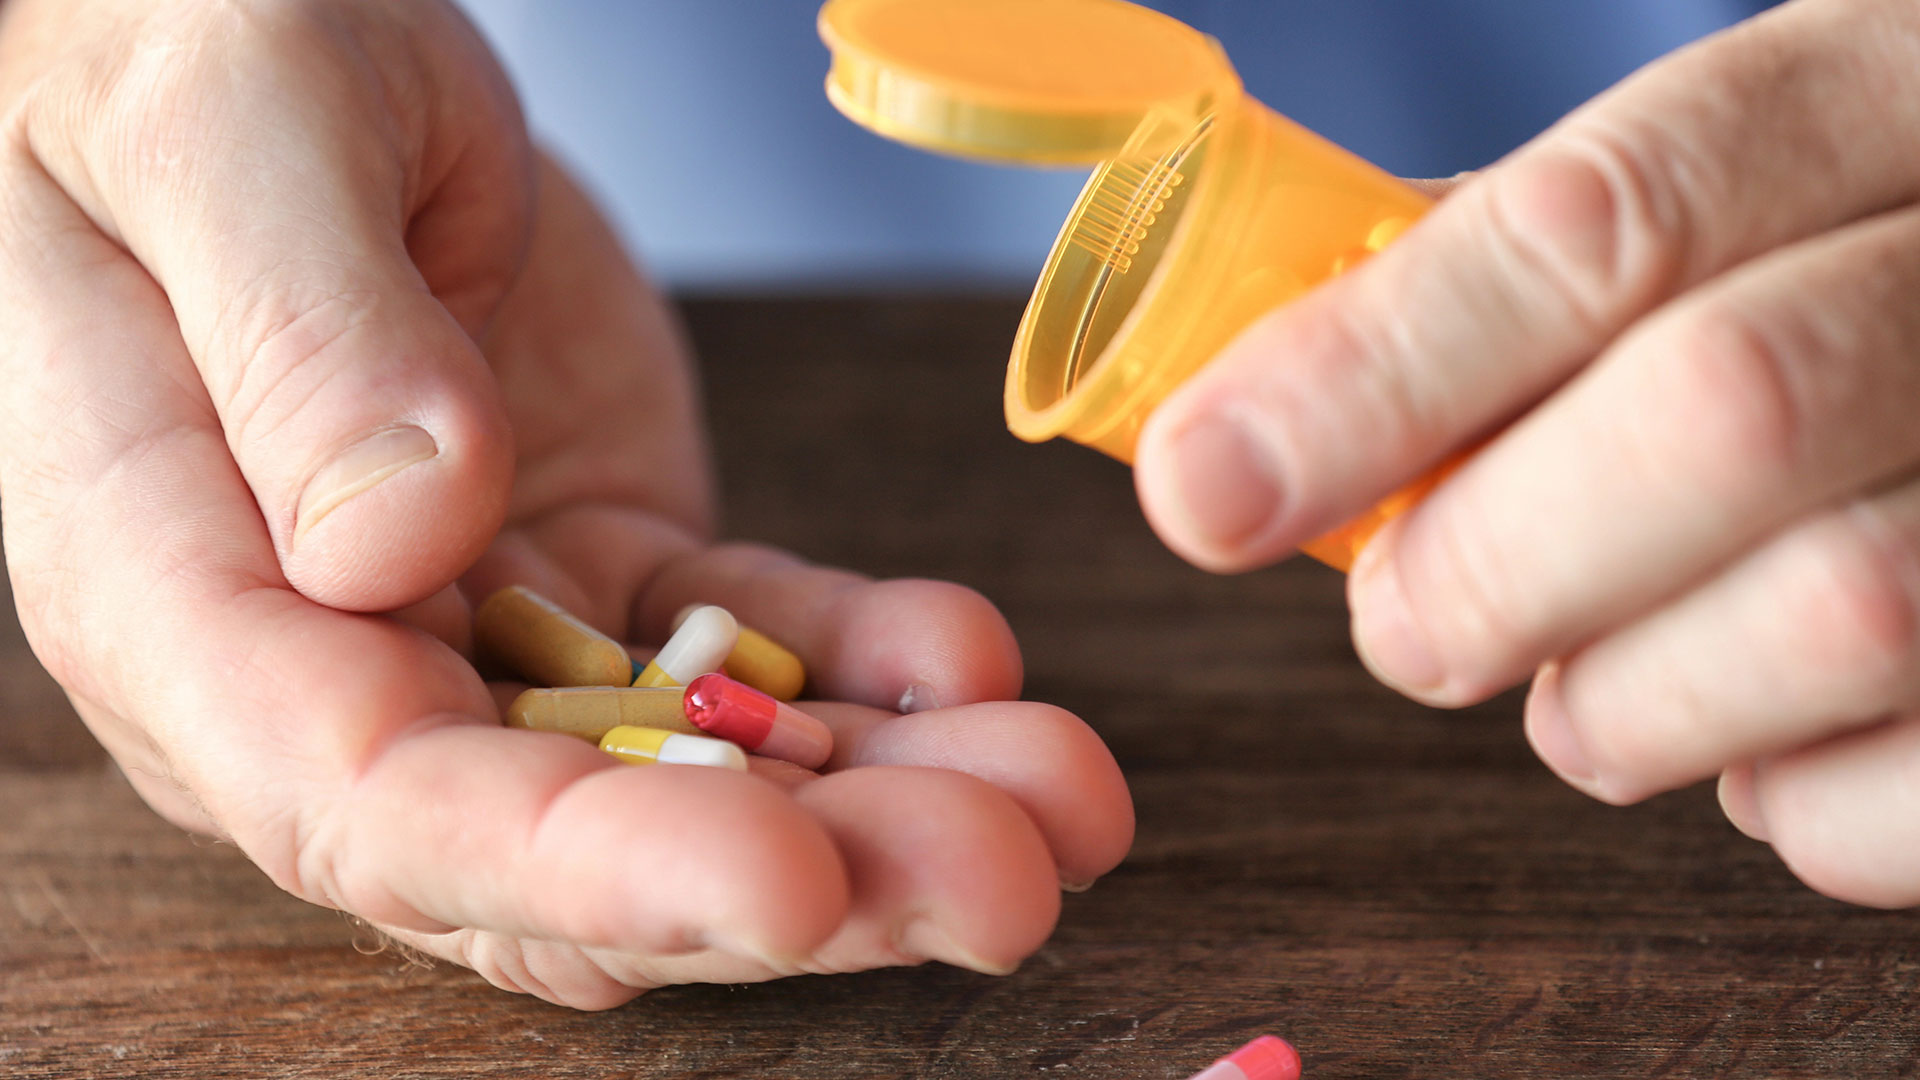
[
  {"left": 819, "top": 0, "right": 1240, "bottom": 166},
  {"left": 820, "top": 0, "right": 1259, "bottom": 454}
]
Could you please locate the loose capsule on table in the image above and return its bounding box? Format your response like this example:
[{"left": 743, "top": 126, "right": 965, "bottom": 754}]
[
  {"left": 683, "top": 673, "right": 833, "bottom": 769},
  {"left": 475, "top": 586, "right": 632, "bottom": 688},
  {"left": 1185, "top": 1037, "right": 1301, "bottom": 1080},
  {"left": 633, "top": 605, "right": 738, "bottom": 688},
  {"left": 506, "top": 687, "right": 700, "bottom": 740},
  {"left": 673, "top": 603, "right": 807, "bottom": 701},
  {"left": 599, "top": 725, "right": 747, "bottom": 770}
]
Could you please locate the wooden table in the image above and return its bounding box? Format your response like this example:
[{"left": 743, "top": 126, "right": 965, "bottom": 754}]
[{"left": 4, "top": 297, "right": 1917, "bottom": 1078}]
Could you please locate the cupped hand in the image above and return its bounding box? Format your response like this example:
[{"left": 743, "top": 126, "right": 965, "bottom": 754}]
[
  {"left": 1134, "top": 0, "right": 1920, "bottom": 905},
  {"left": 0, "top": 0, "right": 1132, "bottom": 1008}
]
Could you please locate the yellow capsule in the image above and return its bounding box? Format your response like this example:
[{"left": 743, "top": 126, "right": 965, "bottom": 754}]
[
  {"left": 505, "top": 687, "right": 699, "bottom": 741},
  {"left": 598, "top": 725, "right": 747, "bottom": 770},
  {"left": 674, "top": 604, "right": 807, "bottom": 701},
  {"left": 476, "top": 586, "right": 633, "bottom": 688},
  {"left": 634, "top": 605, "right": 738, "bottom": 687}
]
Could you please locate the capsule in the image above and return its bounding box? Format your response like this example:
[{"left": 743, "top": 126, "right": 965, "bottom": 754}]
[
  {"left": 506, "top": 687, "right": 699, "bottom": 741},
  {"left": 476, "top": 586, "right": 632, "bottom": 688},
  {"left": 633, "top": 605, "right": 737, "bottom": 687},
  {"left": 1186, "top": 1037, "right": 1301, "bottom": 1080},
  {"left": 683, "top": 672, "right": 833, "bottom": 769},
  {"left": 672, "top": 604, "right": 807, "bottom": 700},
  {"left": 598, "top": 725, "right": 747, "bottom": 770}
]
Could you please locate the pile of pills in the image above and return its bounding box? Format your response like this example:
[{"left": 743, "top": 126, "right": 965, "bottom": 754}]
[
  {"left": 478, "top": 587, "right": 1308, "bottom": 1078},
  {"left": 475, "top": 586, "right": 832, "bottom": 771}
]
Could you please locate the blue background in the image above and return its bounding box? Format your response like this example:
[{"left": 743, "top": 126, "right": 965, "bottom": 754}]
[{"left": 456, "top": 1, "right": 1779, "bottom": 290}]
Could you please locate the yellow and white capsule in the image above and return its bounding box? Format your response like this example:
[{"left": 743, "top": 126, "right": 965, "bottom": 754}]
[
  {"left": 476, "top": 586, "right": 632, "bottom": 688},
  {"left": 506, "top": 687, "right": 699, "bottom": 741},
  {"left": 598, "top": 725, "right": 747, "bottom": 770},
  {"left": 633, "top": 605, "right": 738, "bottom": 687},
  {"left": 674, "top": 604, "right": 807, "bottom": 701}
]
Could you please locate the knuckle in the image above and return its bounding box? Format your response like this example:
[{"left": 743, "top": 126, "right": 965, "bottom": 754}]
[
  {"left": 462, "top": 936, "right": 633, "bottom": 1010},
  {"left": 1772, "top": 819, "right": 1918, "bottom": 910},
  {"left": 7, "top": 557, "right": 90, "bottom": 692},
  {"left": 251, "top": 797, "right": 346, "bottom": 910},
  {"left": 76, "top": 0, "right": 411, "bottom": 208},
  {"left": 1760, "top": 749, "right": 1920, "bottom": 910},
  {"left": 4, "top": 513, "right": 135, "bottom": 707},
  {"left": 246, "top": 785, "right": 382, "bottom": 922},
  {"left": 1402, "top": 499, "right": 1541, "bottom": 688},
  {"left": 19, "top": 615, "right": 90, "bottom": 699},
  {"left": 1481, "top": 131, "right": 1683, "bottom": 333},
  {"left": 1783, "top": 511, "right": 1920, "bottom": 699},
  {"left": 1637, "top": 304, "right": 1804, "bottom": 495},
  {"left": 96, "top": 6, "right": 284, "bottom": 164},
  {"left": 1292, "top": 300, "right": 1455, "bottom": 467},
  {"left": 461, "top": 934, "right": 539, "bottom": 998},
  {"left": 216, "top": 286, "right": 380, "bottom": 449}
]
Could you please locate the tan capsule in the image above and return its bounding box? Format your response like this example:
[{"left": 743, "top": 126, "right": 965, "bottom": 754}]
[
  {"left": 476, "top": 586, "right": 633, "bottom": 687},
  {"left": 673, "top": 604, "right": 807, "bottom": 700},
  {"left": 506, "top": 687, "right": 700, "bottom": 741}
]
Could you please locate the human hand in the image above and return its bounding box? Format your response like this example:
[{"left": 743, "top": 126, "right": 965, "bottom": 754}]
[
  {"left": 1133, "top": 0, "right": 1920, "bottom": 905},
  {"left": 0, "top": 0, "right": 1132, "bottom": 1007}
]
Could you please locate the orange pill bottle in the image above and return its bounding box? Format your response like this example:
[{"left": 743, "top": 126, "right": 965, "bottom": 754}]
[{"left": 820, "top": 0, "right": 1446, "bottom": 569}]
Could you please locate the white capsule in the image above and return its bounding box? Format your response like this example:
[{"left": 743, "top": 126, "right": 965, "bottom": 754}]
[
  {"left": 598, "top": 725, "right": 748, "bottom": 770},
  {"left": 655, "top": 731, "right": 749, "bottom": 769},
  {"left": 674, "top": 602, "right": 807, "bottom": 700},
  {"left": 633, "top": 604, "right": 738, "bottom": 687}
]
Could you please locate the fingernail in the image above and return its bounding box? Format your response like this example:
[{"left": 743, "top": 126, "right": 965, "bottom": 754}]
[
  {"left": 897, "top": 683, "right": 939, "bottom": 715},
  {"left": 1060, "top": 877, "right": 1096, "bottom": 894},
  {"left": 1349, "top": 537, "right": 1445, "bottom": 694},
  {"left": 1716, "top": 770, "right": 1771, "bottom": 842},
  {"left": 1161, "top": 411, "right": 1284, "bottom": 555},
  {"left": 895, "top": 918, "right": 1017, "bottom": 976},
  {"left": 1523, "top": 666, "right": 1600, "bottom": 792},
  {"left": 295, "top": 425, "right": 438, "bottom": 540}
]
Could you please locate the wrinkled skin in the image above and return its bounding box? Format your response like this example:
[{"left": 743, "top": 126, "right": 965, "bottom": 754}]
[
  {"left": 0, "top": 0, "right": 1133, "bottom": 1007},
  {"left": 1137, "top": 0, "right": 1920, "bottom": 907}
]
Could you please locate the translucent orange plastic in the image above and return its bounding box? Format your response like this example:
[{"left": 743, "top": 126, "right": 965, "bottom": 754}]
[
  {"left": 821, "top": 0, "right": 1236, "bottom": 165},
  {"left": 820, "top": 0, "right": 1449, "bottom": 571}
]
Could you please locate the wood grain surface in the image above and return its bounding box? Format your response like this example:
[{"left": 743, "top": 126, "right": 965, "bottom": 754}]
[{"left": 4, "top": 297, "right": 1917, "bottom": 1079}]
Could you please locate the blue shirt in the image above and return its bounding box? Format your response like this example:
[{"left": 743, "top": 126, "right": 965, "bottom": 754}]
[{"left": 457, "top": 1, "right": 1778, "bottom": 289}]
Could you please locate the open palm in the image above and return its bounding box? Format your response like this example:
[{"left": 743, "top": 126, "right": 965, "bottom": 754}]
[{"left": 0, "top": 0, "right": 1130, "bottom": 1010}]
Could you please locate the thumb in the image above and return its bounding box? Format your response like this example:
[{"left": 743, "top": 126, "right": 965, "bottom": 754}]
[{"left": 46, "top": 3, "right": 526, "bottom": 611}]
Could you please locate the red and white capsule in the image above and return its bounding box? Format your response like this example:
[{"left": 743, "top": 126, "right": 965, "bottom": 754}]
[
  {"left": 683, "top": 672, "right": 833, "bottom": 769},
  {"left": 1186, "top": 1037, "right": 1302, "bottom": 1080}
]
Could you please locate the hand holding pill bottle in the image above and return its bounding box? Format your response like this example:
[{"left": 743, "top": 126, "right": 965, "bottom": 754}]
[{"left": 0, "top": 0, "right": 1133, "bottom": 1007}]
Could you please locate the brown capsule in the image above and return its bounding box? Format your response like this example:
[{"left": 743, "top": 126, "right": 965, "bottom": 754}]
[
  {"left": 476, "top": 586, "right": 633, "bottom": 688},
  {"left": 506, "top": 687, "right": 700, "bottom": 741}
]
